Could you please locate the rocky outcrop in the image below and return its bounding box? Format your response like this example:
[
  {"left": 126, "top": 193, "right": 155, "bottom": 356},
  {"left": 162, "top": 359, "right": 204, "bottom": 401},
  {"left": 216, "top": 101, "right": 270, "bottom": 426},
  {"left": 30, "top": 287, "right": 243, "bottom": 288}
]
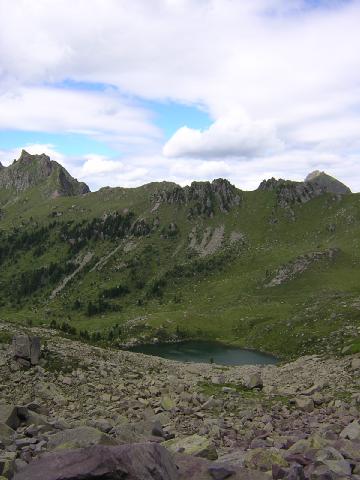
[
  {"left": 0, "top": 150, "right": 89, "bottom": 197},
  {"left": 12, "top": 335, "right": 41, "bottom": 367},
  {"left": 265, "top": 248, "right": 339, "bottom": 287},
  {"left": 258, "top": 171, "right": 351, "bottom": 208},
  {"left": 305, "top": 170, "right": 351, "bottom": 195},
  {"left": 152, "top": 179, "right": 241, "bottom": 217}
]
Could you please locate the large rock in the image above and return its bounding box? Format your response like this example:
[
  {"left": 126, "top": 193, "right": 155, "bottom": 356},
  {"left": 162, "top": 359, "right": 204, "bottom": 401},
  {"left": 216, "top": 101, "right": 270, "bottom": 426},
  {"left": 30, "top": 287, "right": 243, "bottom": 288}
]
[
  {"left": 12, "top": 335, "right": 40, "bottom": 366},
  {"left": 13, "top": 443, "right": 178, "bottom": 480},
  {"left": 174, "top": 453, "right": 269, "bottom": 480},
  {"left": 36, "top": 381, "right": 66, "bottom": 405},
  {"left": 0, "top": 423, "right": 14, "bottom": 446},
  {"left": 0, "top": 451, "right": 16, "bottom": 477},
  {"left": 294, "top": 396, "right": 314, "bottom": 412},
  {"left": 340, "top": 420, "right": 360, "bottom": 440},
  {"left": 163, "top": 434, "right": 218, "bottom": 460},
  {"left": 47, "top": 426, "right": 117, "bottom": 450},
  {"left": 243, "top": 373, "right": 263, "bottom": 390},
  {"left": 0, "top": 404, "right": 20, "bottom": 430},
  {"left": 244, "top": 448, "right": 288, "bottom": 472}
]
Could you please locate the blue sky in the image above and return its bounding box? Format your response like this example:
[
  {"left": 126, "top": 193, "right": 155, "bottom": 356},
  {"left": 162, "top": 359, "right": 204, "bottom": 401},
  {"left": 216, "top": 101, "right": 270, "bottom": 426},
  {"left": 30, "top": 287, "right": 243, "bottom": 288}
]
[{"left": 0, "top": 0, "right": 359, "bottom": 191}]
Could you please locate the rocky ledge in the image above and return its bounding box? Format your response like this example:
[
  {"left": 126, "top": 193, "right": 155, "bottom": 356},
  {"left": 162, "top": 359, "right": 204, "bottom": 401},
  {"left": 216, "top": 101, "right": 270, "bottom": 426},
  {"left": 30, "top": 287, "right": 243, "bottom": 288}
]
[{"left": 1, "top": 323, "right": 360, "bottom": 479}]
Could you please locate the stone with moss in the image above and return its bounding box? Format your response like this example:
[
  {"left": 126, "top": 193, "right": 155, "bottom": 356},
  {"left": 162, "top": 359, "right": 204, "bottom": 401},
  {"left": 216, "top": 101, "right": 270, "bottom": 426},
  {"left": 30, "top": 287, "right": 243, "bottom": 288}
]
[
  {"left": 244, "top": 448, "right": 288, "bottom": 472},
  {"left": 163, "top": 434, "right": 218, "bottom": 460}
]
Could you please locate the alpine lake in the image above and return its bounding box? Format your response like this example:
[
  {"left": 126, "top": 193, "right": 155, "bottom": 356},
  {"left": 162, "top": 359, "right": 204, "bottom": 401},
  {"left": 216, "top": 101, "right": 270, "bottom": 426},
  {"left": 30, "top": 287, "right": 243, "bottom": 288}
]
[{"left": 128, "top": 340, "right": 278, "bottom": 366}]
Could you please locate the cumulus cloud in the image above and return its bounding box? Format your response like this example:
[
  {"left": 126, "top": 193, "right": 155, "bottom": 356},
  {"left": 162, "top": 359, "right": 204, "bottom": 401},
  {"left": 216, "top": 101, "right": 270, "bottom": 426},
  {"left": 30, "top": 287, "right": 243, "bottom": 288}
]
[
  {"left": 0, "top": 0, "right": 360, "bottom": 188},
  {"left": 0, "top": 87, "right": 161, "bottom": 151},
  {"left": 0, "top": 144, "right": 65, "bottom": 167},
  {"left": 163, "top": 111, "right": 284, "bottom": 158}
]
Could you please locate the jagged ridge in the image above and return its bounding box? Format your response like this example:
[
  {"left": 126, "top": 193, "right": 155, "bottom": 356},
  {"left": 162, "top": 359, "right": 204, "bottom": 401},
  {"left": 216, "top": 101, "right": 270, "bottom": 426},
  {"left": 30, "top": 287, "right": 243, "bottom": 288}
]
[
  {"left": 152, "top": 178, "right": 241, "bottom": 217},
  {"left": 0, "top": 150, "right": 90, "bottom": 197}
]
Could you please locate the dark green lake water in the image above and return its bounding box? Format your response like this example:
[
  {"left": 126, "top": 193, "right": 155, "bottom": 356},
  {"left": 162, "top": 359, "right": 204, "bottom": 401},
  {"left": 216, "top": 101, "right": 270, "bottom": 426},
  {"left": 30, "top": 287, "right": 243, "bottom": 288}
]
[{"left": 129, "top": 341, "right": 278, "bottom": 366}]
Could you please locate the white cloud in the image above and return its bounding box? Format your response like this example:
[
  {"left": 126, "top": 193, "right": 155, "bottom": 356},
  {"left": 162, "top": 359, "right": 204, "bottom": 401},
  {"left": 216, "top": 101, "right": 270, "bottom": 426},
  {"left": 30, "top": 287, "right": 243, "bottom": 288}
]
[
  {"left": 0, "top": 87, "right": 161, "bottom": 152},
  {"left": 163, "top": 111, "right": 284, "bottom": 158},
  {"left": 0, "top": 144, "right": 65, "bottom": 167},
  {"left": 0, "top": 0, "right": 360, "bottom": 188}
]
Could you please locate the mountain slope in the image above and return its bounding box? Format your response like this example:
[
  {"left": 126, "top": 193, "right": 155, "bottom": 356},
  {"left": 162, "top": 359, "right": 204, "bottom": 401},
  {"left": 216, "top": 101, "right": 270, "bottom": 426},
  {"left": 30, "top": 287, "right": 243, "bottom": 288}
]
[{"left": 0, "top": 154, "right": 359, "bottom": 359}]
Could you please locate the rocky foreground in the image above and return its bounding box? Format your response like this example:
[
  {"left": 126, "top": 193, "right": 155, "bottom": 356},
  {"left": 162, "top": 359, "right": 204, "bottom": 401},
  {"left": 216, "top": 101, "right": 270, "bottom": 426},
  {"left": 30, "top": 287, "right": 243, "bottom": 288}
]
[{"left": 1, "top": 323, "right": 360, "bottom": 479}]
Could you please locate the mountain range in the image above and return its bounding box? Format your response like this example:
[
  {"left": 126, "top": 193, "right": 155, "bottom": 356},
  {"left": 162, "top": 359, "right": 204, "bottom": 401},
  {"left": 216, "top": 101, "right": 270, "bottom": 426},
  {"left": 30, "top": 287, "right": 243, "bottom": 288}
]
[{"left": 0, "top": 151, "right": 359, "bottom": 359}]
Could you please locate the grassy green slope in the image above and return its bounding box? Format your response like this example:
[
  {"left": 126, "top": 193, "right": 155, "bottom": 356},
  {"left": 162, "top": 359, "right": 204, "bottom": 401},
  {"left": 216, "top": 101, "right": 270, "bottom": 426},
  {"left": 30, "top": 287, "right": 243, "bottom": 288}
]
[{"left": 1, "top": 179, "right": 360, "bottom": 359}]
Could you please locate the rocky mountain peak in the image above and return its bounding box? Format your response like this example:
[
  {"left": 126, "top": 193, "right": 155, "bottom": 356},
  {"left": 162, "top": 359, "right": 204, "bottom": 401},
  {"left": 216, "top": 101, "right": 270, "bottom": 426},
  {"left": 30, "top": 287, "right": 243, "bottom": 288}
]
[
  {"left": 258, "top": 170, "right": 351, "bottom": 209},
  {"left": 305, "top": 170, "right": 323, "bottom": 182},
  {"left": 0, "top": 151, "right": 90, "bottom": 197},
  {"left": 17, "top": 149, "right": 49, "bottom": 163},
  {"left": 304, "top": 170, "right": 351, "bottom": 195}
]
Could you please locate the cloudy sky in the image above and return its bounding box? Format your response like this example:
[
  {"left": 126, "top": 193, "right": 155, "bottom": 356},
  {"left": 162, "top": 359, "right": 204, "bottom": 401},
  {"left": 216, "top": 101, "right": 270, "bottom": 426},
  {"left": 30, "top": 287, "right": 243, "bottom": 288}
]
[{"left": 0, "top": 0, "right": 359, "bottom": 191}]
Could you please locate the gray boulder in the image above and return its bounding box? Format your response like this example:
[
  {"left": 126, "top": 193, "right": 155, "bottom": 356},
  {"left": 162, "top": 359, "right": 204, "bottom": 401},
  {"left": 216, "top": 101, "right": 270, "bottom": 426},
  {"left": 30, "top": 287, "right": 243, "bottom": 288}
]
[
  {"left": 47, "top": 425, "right": 117, "bottom": 450},
  {"left": 12, "top": 335, "right": 41, "bottom": 366},
  {"left": 0, "top": 404, "right": 20, "bottom": 430},
  {"left": 13, "top": 443, "right": 178, "bottom": 480},
  {"left": 0, "top": 423, "right": 14, "bottom": 446},
  {"left": 340, "top": 420, "right": 360, "bottom": 440},
  {"left": 243, "top": 373, "right": 263, "bottom": 390}
]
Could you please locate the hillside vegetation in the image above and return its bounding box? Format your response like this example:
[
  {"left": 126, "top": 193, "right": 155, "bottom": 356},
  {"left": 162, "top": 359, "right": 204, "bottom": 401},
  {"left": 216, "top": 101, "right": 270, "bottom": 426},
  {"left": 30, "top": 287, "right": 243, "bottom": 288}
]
[{"left": 1, "top": 152, "right": 360, "bottom": 358}]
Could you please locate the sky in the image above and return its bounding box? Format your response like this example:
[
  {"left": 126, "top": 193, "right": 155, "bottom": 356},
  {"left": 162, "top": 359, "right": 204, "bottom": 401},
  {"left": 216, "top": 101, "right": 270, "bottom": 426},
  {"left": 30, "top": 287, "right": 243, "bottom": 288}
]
[{"left": 0, "top": 0, "right": 359, "bottom": 192}]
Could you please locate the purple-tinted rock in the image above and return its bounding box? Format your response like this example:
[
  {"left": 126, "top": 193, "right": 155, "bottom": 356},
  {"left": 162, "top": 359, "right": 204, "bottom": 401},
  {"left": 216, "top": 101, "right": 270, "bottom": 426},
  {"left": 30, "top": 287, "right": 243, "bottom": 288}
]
[
  {"left": 287, "top": 463, "right": 305, "bottom": 480},
  {"left": 271, "top": 463, "right": 287, "bottom": 479},
  {"left": 13, "top": 443, "right": 178, "bottom": 480},
  {"left": 174, "top": 453, "right": 270, "bottom": 479},
  {"left": 208, "top": 464, "right": 236, "bottom": 479}
]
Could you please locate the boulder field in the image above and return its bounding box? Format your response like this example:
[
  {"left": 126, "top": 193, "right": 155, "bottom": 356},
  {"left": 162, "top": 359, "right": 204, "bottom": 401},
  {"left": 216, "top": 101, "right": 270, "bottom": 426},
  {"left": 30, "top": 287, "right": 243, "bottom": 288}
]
[{"left": 0, "top": 323, "right": 360, "bottom": 479}]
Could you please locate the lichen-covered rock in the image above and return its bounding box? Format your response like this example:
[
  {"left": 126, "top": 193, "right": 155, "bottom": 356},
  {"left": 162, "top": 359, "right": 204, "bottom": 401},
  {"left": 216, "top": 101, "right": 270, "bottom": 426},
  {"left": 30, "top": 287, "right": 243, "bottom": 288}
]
[
  {"left": 163, "top": 434, "right": 218, "bottom": 460},
  {"left": 243, "top": 372, "right": 263, "bottom": 390},
  {"left": 244, "top": 448, "right": 288, "bottom": 472},
  {"left": 294, "top": 396, "right": 314, "bottom": 413},
  {"left": 0, "top": 404, "right": 20, "bottom": 430},
  {"left": 0, "top": 423, "right": 14, "bottom": 446},
  {"left": 340, "top": 420, "right": 360, "bottom": 440},
  {"left": 47, "top": 426, "right": 117, "bottom": 450}
]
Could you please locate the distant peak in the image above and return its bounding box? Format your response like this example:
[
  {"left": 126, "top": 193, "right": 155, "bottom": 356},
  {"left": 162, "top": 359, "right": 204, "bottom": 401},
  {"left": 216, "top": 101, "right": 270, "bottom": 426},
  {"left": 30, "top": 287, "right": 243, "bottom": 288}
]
[
  {"left": 305, "top": 170, "right": 351, "bottom": 194},
  {"left": 18, "top": 150, "right": 50, "bottom": 163},
  {"left": 305, "top": 170, "right": 323, "bottom": 182}
]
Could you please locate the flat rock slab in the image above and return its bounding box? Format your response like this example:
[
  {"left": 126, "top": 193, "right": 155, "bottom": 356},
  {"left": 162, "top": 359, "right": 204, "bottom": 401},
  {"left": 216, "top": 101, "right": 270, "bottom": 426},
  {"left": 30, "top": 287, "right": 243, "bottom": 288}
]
[
  {"left": 13, "top": 443, "right": 179, "bottom": 480},
  {"left": 174, "top": 454, "right": 270, "bottom": 480},
  {"left": 47, "top": 426, "right": 117, "bottom": 450}
]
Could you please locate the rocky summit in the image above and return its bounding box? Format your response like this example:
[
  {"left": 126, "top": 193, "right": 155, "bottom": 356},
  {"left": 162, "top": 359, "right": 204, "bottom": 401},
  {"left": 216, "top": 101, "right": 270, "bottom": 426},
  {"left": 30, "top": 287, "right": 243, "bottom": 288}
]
[
  {"left": 0, "top": 150, "right": 89, "bottom": 199},
  {"left": 0, "top": 323, "right": 360, "bottom": 479}
]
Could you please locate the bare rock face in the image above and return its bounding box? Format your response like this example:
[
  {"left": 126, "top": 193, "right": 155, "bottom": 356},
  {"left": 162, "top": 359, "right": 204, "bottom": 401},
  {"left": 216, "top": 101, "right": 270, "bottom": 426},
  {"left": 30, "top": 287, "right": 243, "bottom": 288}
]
[
  {"left": 12, "top": 335, "right": 41, "bottom": 367},
  {"left": 258, "top": 171, "right": 351, "bottom": 208},
  {"left": 13, "top": 443, "right": 179, "bottom": 480},
  {"left": 152, "top": 179, "right": 241, "bottom": 217},
  {"left": 0, "top": 150, "right": 90, "bottom": 197},
  {"left": 305, "top": 170, "right": 351, "bottom": 195},
  {"left": 265, "top": 248, "right": 339, "bottom": 287}
]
